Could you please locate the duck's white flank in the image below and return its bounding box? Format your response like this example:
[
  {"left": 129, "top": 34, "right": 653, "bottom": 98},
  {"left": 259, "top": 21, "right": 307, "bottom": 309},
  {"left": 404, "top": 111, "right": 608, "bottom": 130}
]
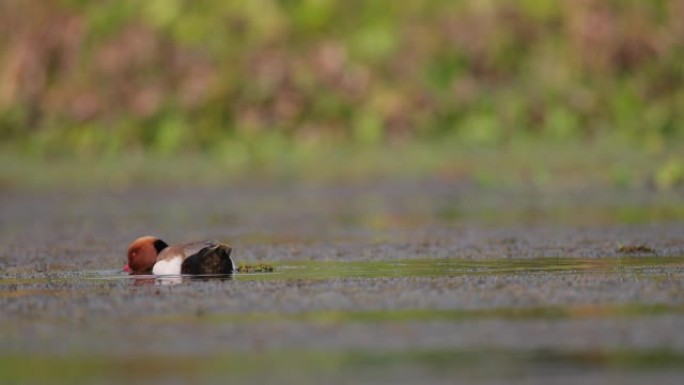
[{"left": 152, "top": 256, "right": 183, "bottom": 275}]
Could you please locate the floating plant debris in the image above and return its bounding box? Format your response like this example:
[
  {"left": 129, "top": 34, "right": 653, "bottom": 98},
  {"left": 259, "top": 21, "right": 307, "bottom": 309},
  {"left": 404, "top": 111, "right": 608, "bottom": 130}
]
[
  {"left": 236, "top": 263, "right": 275, "bottom": 273},
  {"left": 617, "top": 244, "right": 656, "bottom": 254}
]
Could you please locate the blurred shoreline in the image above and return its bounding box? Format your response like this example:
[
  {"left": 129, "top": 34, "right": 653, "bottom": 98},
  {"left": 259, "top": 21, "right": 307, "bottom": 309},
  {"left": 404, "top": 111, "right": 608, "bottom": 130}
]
[{"left": 1, "top": 134, "right": 682, "bottom": 192}]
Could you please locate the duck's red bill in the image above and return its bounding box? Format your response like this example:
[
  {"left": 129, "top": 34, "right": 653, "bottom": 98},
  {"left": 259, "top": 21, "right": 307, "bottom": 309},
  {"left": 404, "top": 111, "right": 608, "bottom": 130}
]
[{"left": 123, "top": 264, "right": 131, "bottom": 273}]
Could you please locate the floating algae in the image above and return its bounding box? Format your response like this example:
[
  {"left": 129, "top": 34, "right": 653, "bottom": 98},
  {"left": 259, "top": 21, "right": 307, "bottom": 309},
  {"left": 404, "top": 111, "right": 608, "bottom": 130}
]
[
  {"left": 617, "top": 244, "right": 657, "bottom": 254},
  {"left": 236, "top": 263, "right": 275, "bottom": 273}
]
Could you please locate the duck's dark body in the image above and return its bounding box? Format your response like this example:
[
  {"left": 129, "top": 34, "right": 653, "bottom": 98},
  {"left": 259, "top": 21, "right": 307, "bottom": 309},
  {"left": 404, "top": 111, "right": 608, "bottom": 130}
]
[
  {"left": 180, "top": 243, "right": 234, "bottom": 275},
  {"left": 156, "top": 240, "right": 235, "bottom": 275}
]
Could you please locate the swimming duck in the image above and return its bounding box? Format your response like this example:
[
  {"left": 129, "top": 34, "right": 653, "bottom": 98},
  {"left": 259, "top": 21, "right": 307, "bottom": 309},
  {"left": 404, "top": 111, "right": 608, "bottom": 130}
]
[{"left": 124, "top": 236, "right": 235, "bottom": 275}]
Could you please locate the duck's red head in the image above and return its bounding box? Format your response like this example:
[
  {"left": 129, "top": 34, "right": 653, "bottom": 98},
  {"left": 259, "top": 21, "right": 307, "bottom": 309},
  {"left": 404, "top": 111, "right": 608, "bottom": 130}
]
[{"left": 125, "top": 236, "right": 169, "bottom": 275}]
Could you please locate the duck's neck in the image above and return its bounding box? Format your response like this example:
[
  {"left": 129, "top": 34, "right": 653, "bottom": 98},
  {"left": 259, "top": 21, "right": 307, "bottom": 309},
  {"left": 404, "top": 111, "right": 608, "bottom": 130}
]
[{"left": 153, "top": 239, "right": 169, "bottom": 253}]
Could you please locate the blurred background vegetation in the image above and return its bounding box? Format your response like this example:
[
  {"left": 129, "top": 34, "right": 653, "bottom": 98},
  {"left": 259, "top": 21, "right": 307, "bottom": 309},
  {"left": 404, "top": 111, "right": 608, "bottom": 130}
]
[{"left": 1, "top": 0, "right": 683, "bottom": 188}]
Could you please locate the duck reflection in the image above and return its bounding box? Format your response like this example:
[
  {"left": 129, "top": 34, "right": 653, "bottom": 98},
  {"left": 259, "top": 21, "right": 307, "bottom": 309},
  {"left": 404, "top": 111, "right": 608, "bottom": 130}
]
[{"left": 131, "top": 274, "right": 233, "bottom": 286}]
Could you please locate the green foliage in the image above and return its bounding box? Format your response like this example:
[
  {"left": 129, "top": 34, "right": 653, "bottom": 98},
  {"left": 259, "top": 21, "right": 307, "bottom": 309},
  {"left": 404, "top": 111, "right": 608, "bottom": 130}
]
[
  {"left": 654, "top": 158, "right": 684, "bottom": 190},
  {"left": 0, "top": 0, "right": 683, "bottom": 157}
]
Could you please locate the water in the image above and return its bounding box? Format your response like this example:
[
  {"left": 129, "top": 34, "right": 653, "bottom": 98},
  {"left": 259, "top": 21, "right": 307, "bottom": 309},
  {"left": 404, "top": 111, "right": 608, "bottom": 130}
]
[
  {"left": 2, "top": 184, "right": 684, "bottom": 384},
  {"left": 2, "top": 256, "right": 684, "bottom": 384},
  {"left": 264, "top": 256, "right": 684, "bottom": 279},
  {"left": 4, "top": 255, "right": 683, "bottom": 283}
]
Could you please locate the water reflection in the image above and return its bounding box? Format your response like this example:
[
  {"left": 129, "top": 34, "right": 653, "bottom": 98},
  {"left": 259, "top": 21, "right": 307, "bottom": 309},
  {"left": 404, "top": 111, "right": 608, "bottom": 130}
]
[
  {"left": 123, "top": 256, "right": 684, "bottom": 284},
  {"left": 131, "top": 276, "right": 156, "bottom": 286},
  {"left": 130, "top": 274, "right": 233, "bottom": 286},
  {"left": 3, "top": 256, "right": 683, "bottom": 286},
  {"left": 245, "top": 256, "right": 684, "bottom": 281}
]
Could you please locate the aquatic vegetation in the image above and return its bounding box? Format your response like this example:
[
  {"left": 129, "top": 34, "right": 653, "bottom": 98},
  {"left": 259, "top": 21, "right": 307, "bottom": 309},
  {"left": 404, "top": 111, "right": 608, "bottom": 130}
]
[
  {"left": 236, "top": 263, "right": 276, "bottom": 273},
  {"left": 616, "top": 244, "right": 657, "bottom": 254}
]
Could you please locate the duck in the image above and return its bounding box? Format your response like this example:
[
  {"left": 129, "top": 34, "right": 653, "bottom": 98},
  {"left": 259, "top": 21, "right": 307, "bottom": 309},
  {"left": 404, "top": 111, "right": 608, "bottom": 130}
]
[{"left": 124, "top": 236, "right": 235, "bottom": 276}]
